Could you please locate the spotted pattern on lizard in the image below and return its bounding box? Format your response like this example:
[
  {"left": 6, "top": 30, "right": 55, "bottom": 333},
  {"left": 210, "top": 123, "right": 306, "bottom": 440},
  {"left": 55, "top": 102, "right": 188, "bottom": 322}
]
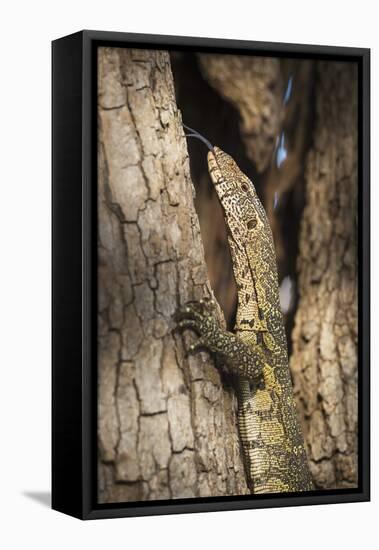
[{"left": 176, "top": 136, "right": 313, "bottom": 494}]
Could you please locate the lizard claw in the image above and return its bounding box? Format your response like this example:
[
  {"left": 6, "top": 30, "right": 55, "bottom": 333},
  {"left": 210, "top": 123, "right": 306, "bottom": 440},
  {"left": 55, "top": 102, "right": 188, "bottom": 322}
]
[
  {"left": 186, "top": 338, "right": 207, "bottom": 357},
  {"left": 173, "top": 319, "right": 201, "bottom": 334}
]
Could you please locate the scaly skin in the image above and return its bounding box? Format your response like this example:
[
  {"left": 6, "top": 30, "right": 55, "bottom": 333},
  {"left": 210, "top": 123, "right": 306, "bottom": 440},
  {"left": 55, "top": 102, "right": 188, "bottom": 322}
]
[{"left": 176, "top": 144, "right": 313, "bottom": 494}]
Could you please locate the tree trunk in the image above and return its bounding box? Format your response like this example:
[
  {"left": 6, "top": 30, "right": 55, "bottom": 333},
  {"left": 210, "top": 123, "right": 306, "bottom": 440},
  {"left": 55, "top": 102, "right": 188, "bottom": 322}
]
[
  {"left": 97, "top": 47, "right": 248, "bottom": 503},
  {"left": 290, "top": 61, "right": 358, "bottom": 489}
]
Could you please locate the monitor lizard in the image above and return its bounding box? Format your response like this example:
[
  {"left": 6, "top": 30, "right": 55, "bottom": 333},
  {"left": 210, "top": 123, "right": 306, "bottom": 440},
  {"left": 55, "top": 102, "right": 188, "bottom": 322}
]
[{"left": 175, "top": 126, "right": 313, "bottom": 494}]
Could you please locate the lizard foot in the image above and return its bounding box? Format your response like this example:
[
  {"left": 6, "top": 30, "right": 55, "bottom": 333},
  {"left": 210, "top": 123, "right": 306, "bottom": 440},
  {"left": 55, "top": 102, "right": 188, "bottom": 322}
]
[
  {"left": 173, "top": 301, "right": 263, "bottom": 382},
  {"left": 173, "top": 300, "right": 216, "bottom": 358},
  {"left": 173, "top": 300, "right": 217, "bottom": 343}
]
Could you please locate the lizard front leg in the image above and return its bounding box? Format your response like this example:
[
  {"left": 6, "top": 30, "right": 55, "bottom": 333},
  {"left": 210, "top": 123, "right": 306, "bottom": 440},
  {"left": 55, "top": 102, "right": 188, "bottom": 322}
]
[{"left": 174, "top": 300, "right": 263, "bottom": 383}]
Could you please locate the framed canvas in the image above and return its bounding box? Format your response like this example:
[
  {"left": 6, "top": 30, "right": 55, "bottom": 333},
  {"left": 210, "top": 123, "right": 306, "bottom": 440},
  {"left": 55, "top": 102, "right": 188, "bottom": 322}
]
[{"left": 52, "top": 30, "right": 370, "bottom": 520}]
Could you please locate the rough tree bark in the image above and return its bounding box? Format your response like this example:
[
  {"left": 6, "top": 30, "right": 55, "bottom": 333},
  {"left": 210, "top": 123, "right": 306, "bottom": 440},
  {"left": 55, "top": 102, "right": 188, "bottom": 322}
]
[
  {"left": 97, "top": 47, "right": 248, "bottom": 503},
  {"left": 290, "top": 62, "right": 358, "bottom": 489}
]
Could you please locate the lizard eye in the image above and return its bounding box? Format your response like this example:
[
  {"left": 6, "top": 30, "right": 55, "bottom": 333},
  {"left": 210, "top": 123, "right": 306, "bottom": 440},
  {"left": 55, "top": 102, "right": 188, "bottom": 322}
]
[
  {"left": 247, "top": 218, "right": 257, "bottom": 230},
  {"left": 241, "top": 183, "right": 249, "bottom": 192}
]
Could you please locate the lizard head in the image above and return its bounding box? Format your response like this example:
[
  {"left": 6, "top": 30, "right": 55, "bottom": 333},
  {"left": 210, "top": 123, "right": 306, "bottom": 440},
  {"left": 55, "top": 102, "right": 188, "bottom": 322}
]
[
  {"left": 183, "top": 124, "right": 268, "bottom": 250},
  {"left": 207, "top": 146, "right": 267, "bottom": 249}
]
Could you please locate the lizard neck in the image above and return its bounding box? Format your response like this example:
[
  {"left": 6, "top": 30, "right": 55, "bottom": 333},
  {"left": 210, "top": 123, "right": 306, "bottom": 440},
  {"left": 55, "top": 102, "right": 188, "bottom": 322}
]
[
  {"left": 230, "top": 235, "right": 281, "bottom": 338},
  {"left": 228, "top": 237, "right": 266, "bottom": 337}
]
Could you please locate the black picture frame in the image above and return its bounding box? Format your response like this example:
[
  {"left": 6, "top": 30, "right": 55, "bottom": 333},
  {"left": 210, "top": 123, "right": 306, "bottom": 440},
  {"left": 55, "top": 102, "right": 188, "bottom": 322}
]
[{"left": 52, "top": 30, "right": 370, "bottom": 520}]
